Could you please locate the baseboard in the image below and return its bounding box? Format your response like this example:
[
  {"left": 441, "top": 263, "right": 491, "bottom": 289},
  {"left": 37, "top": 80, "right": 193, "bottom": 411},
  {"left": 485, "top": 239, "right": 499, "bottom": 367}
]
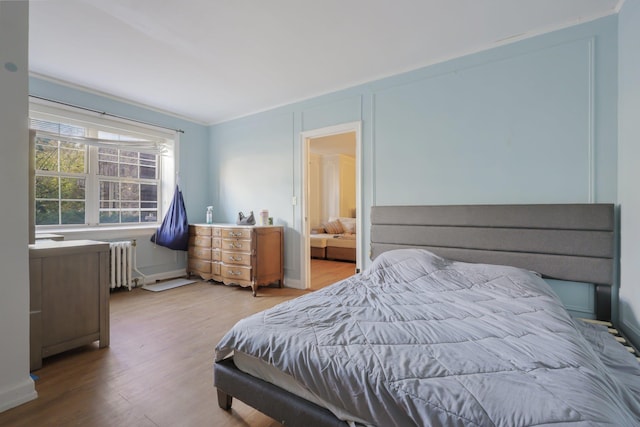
[
  {"left": 283, "top": 278, "right": 304, "bottom": 289},
  {"left": 620, "top": 318, "right": 640, "bottom": 351},
  {"left": 134, "top": 269, "right": 187, "bottom": 286},
  {"left": 0, "top": 376, "right": 37, "bottom": 413}
]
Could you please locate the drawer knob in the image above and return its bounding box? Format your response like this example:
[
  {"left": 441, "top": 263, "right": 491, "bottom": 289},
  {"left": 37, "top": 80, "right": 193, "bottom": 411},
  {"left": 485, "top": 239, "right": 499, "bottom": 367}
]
[
  {"left": 228, "top": 270, "right": 242, "bottom": 276},
  {"left": 230, "top": 231, "right": 242, "bottom": 237},
  {"left": 230, "top": 256, "right": 242, "bottom": 262},
  {"left": 233, "top": 242, "right": 242, "bottom": 248}
]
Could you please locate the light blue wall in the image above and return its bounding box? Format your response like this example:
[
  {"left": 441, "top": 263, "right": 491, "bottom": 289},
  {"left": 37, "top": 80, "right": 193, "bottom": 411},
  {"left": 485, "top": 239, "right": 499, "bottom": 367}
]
[
  {"left": 29, "top": 77, "right": 210, "bottom": 277},
  {"left": 209, "top": 17, "right": 619, "bottom": 292},
  {"left": 618, "top": 0, "right": 640, "bottom": 346}
]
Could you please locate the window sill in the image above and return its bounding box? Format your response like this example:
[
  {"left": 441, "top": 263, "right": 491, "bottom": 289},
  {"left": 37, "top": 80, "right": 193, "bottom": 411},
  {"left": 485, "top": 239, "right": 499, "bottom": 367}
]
[{"left": 36, "top": 224, "right": 158, "bottom": 241}]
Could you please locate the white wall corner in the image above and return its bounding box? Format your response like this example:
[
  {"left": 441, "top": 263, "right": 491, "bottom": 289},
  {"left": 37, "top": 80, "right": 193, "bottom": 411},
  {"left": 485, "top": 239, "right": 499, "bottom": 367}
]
[
  {"left": 283, "top": 278, "right": 304, "bottom": 290},
  {"left": 0, "top": 377, "right": 37, "bottom": 413}
]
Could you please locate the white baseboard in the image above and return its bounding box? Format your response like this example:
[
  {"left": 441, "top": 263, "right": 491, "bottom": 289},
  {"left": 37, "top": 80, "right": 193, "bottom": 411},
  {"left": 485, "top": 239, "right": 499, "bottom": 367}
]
[
  {"left": 283, "top": 278, "right": 305, "bottom": 290},
  {"left": 133, "top": 269, "right": 187, "bottom": 286},
  {"left": 620, "top": 318, "right": 640, "bottom": 350},
  {"left": 0, "top": 377, "right": 37, "bottom": 413}
]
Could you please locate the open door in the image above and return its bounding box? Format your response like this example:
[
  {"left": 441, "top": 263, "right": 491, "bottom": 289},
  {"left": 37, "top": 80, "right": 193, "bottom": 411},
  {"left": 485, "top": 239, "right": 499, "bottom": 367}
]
[{"left": 300, "top": 122, "right": 362, "bottom": 290}]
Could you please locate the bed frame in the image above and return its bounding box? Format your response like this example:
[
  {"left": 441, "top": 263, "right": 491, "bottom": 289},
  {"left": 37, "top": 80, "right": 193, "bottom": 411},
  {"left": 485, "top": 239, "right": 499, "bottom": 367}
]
[{"left": 215, "top": 203, "right": 616, "bottom": 426}]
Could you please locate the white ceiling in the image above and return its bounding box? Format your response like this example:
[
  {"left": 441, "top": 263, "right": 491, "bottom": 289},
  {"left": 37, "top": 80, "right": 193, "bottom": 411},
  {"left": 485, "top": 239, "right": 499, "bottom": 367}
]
[{"left": 29, "top": 0, "right": 621, "bottom": 125}]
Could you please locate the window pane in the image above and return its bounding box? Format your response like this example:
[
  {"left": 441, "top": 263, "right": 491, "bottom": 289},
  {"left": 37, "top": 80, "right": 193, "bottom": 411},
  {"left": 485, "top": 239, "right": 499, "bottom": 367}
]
[
  {"left": 141, "top": 201, "right": 157, "bottom": 209},
  {"left": 120, "top": 150, "right": 138, "bottom": 160},
  {"left": 100, "top": 200, "right": 120, "bottom": 209},
  {"left": 142, "top": 211, "right": 158, "bottom": 223},
  {"left": 121, "top": 201, "right": 139, "bottom": 209},
  {"left": 60, "top": 177, "right": 85, "bottom": 200},
  {"left": 98, "top": 161, "right": 118, "bottom": 177},
  {"left": 36, "top": 200, "right": 59, "bottom": 225},
  {"left": 99, "top": 147, "right": 118, "bottom": 157},
  {"left": 100, "top": 211, "right": 119, "bottom": 224},
  {"left": 100, "top": 181, "right": 119, "bottom": 202},
  {"left": 35, "top": 176, "right": 59, "bottom": 199},
  {"left": 98, "top": 148, "right": 118, "bottom": 162},
  {"left": 98, "top": 148, "right": 118, "bottom": 176},
  {"left": 59, "top": 146, "right": 86, "bottom": 173},
  {"left": 141, "top": 184, "right": 157, "bottom": 201},
  {"left": 121, "top": 211, "right": 139, "bottom": 223},
  {"left": 61, "top": 201, "right": 85, "bottom": 224},
  {"left": 120, "top": 183, "right": 139, "bottom": 200},
  {"left": 140, "top": 153, "right": 156, "bottom": 164},
  {"left": 140, "top": 166, "right": 156, "bottom": 179},
  {"left": 119, "top": 163, "right": 138, "bottom": 178},
  {"left": 35, "top": 143, "right": 58, "bottom": 172}
]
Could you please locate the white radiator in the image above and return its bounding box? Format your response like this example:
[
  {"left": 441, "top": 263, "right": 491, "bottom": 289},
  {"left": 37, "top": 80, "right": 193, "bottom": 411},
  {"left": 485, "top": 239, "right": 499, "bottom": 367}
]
[{"left": 109, "top": 241, "right": 133, "bottom": 291}]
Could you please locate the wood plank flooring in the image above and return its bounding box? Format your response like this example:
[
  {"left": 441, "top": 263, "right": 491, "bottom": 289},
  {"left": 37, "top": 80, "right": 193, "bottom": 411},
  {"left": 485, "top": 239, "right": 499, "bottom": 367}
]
[
  {"left": 0, "top": 262, "right": 355, "bottom": 427},
  {"left": 310, "top": 258, "right": 357, "bottom": 290}
]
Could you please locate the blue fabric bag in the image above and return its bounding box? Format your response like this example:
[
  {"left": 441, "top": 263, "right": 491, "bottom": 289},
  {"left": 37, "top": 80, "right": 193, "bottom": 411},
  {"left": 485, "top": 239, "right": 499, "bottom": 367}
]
[{"left": 150, "top": 186, "right": 189, "bottom": 251}]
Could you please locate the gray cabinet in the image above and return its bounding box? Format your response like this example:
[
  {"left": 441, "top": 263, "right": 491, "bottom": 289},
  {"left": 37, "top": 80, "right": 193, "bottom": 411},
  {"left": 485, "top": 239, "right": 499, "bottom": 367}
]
[{"left": 29, "top": 240, "right": 110, "bottom": 371}]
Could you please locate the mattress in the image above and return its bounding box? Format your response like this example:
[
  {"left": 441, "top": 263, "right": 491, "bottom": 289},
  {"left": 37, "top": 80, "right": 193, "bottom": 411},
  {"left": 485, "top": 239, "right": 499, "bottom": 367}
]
[
  {"left": 217, "top": 249, "right": 640, "bottom": 426},
  {"left": 234, "top": 350, "right": 370, "bottom": 425}
]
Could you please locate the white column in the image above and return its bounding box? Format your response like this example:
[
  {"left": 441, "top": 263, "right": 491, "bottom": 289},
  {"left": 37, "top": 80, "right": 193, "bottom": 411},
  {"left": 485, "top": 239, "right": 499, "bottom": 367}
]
[{"left": 0, "top": 0, "right": 37, "bottom": 412}]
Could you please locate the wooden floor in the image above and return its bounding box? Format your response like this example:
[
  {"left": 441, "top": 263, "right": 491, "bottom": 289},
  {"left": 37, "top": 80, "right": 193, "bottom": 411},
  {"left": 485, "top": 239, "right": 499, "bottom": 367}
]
[
  {"left": 310, "top": 258, "right": 357, "bottom": 290},
  {"left": 0, "top": 263, "right": 355, "bottom": 427}
]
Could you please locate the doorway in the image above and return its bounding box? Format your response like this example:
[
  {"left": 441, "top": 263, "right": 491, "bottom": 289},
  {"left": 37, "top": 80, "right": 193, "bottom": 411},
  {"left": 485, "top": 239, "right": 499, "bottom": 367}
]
[{"left": 300, "top": 122, "right": 362, "bottom": 290}]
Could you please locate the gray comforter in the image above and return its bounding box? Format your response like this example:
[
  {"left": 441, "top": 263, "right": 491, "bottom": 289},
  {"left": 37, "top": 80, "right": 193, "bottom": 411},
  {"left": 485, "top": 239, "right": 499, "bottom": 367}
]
[{"left": 216, "top": 249, "right": 640, "bottom": 426}]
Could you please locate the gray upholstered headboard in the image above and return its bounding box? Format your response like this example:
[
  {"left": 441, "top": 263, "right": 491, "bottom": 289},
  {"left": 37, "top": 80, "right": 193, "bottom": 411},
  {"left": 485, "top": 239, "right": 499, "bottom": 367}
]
[{"left": 370, "top": 204, "right": 615, "bottom": 320}]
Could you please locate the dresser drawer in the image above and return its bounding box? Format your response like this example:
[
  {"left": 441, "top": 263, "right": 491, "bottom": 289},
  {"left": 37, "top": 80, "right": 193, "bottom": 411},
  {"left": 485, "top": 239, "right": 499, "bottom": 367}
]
[
  {"left": 212, "top": 261, "right": 221, "bottom": 276},
  {"left": 189, "top": 246, "right": 212, "bottom": 260},
  {"left": 212, "top": 237, "right": 222, "bottom": 248},
  {"left": 222, "top": 264, "right": 251, "bottom": 282},
  {"left": 222, "top": 228, "right": 252, "bottom": 239},
  {"left": 222, "top": 238, "right": 252, "bottom": 252},
  {"left": 212, "top": 249, "right": 221, "bottom": 262},
  {"left": 222, "top": 251, "right": 251, "bottom": 266},
  {"left": 190, "top": 235, "right": 212, "bottom": 248},
  {"left": 188, "top": 259, "right": 211, "bottom": 274},
  {"left": 193, "top": 226, "right": 212, "bottom": 236}
]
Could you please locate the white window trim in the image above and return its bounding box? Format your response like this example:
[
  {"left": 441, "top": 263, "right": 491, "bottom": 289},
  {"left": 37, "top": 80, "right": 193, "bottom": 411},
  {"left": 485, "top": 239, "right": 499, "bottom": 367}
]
[{"left": 30, "top": 99, "right": 178, "bottom": 235}]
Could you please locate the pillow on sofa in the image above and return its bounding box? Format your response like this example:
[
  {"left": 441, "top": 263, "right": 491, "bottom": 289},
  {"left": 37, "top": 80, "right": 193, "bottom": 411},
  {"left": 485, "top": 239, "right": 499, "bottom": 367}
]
[
  {"left": 323, "top": 220, "right": 344, "bottom": 234},
  {"left": 338, "top": 217, "right": 356, "bottom": 234},
  {"left": 310, "top": 226, "right": 325, "bottom": 234}
]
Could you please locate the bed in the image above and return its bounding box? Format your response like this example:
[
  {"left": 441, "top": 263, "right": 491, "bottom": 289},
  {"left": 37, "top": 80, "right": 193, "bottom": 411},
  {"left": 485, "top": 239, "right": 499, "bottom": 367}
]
[
  {"left": 214, "top": 204, "right": 640, "bottom": 426},
  {"left": 311, "top": 217, "right": 357, "bottom": 262}
]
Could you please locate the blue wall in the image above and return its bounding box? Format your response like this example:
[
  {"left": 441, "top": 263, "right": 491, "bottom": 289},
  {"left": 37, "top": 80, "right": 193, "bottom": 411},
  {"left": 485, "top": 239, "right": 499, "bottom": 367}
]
[
  {"left": 29, "top": 15, "right": 624, "bottom": 319},
  {"left": 617, "top": 0, "right": 640, "bottom": 346},
  {"left": 209, "top": 16, "right": 619, "bottom": 289}
]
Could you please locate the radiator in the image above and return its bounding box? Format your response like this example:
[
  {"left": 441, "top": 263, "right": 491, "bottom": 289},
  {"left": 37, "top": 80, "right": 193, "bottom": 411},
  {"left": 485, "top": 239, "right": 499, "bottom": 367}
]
[{"left": 109, "top": 241, "right": 133, "bottom": 291}]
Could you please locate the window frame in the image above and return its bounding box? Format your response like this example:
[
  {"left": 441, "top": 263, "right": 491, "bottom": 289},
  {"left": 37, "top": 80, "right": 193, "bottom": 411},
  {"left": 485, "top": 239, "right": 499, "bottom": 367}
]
[{"left": 30, "top": 99, "right": 177, "bottom": 233}]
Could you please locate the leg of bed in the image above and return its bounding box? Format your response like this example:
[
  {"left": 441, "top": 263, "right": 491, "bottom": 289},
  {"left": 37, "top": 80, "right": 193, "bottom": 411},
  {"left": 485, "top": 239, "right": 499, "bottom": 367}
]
[{"left": 217, "top": 389, "right": 233, "bottom": 410}]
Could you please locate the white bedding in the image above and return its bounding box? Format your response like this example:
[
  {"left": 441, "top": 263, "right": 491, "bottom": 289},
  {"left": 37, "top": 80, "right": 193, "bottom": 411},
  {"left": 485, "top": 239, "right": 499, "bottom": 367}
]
[{"left": 216, "top": 249, "right": 640, "bottom": 426}]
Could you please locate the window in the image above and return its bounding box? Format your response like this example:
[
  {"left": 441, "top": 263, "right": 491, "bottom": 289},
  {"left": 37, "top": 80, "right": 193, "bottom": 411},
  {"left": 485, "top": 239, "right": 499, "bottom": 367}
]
[{"left": 30, "top": 101, "right": 176, "bottom": 230}]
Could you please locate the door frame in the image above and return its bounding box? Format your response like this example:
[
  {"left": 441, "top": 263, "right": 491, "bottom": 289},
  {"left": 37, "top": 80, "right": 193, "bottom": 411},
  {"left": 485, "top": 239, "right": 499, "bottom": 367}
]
[{"left": 300, "top": 121, "right": 362, "bottom": 289}]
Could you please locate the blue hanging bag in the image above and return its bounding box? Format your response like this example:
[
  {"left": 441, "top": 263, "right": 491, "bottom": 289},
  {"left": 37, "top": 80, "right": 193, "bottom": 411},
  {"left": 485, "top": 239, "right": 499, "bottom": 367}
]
[{"left": 150, "top": 186, "right": 189, "bottom": 251}]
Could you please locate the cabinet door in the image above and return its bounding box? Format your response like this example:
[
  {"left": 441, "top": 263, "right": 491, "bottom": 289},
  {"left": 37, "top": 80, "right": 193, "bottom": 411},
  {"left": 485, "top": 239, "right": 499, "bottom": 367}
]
[{"left": 41, "top": 252, "right": 100, "bottom": 348}]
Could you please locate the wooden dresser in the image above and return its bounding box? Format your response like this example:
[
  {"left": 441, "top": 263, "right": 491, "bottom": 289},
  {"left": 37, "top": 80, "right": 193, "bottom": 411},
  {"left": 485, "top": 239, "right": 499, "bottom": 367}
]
[
  {"left": 188, "top": 224, "right": 284, "bottom": 296},
  {"left": 29, "top": 239, "right": 110, "bottom": 371}
]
